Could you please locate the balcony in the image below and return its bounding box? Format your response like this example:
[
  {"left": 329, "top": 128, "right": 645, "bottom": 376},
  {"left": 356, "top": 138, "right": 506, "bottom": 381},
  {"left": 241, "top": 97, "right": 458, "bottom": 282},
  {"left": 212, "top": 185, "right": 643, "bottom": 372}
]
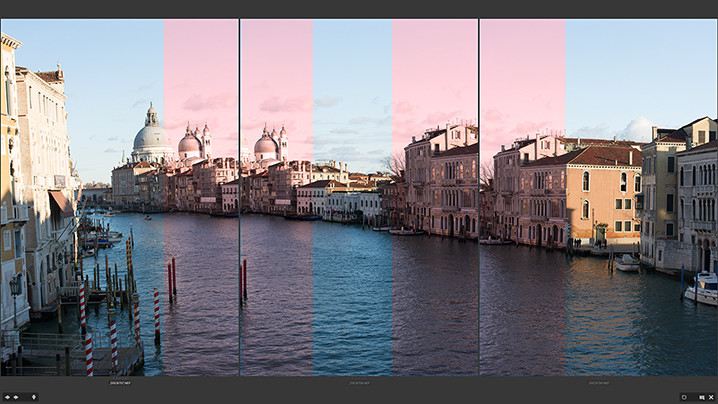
[
  {"left": 696, "top": 185, "right": 716, "bottom": 195},
  {"left": 12, "top": 204, "right": 29, "bottom": 222},
  {"left": 442, "top": 205, "right": 460, "bottom": 212},
  {"left": 694, "top": 221, "right": 717, "bottom": 232},
  {"left": 442, "top": 179, "right": 457, "bottom": 186}
]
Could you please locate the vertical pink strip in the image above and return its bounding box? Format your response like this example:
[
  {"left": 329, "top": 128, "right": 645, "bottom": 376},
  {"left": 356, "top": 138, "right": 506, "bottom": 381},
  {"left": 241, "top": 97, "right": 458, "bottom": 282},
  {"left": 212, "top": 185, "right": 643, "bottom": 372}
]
[
  {"left": 479, "top": 19, "right": 565, "bottom": 165},
  {"left": 392, "top": 20, "right": 478, "bottom": 156},
  {"left": 240, "top": 20, "right": 313, "bottom": 162}
]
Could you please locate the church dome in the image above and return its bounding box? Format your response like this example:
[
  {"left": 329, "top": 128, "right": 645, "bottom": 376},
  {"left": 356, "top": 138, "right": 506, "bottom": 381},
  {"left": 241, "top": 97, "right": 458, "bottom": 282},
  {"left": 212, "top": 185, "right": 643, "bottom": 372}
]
[
  {"left": 178, "top": 133, "right": 202, "bottom": 153},
  {"left": 254, "top": 135, "right": 278, "bottom": 154},
  {"left": 133, "top": 103, "right": 170, "bottom": 149}
]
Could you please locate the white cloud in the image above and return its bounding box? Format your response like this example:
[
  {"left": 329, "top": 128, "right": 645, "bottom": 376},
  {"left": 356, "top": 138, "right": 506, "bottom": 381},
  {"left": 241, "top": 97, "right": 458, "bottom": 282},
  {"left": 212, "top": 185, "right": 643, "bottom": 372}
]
[
  {"left": 314, "top": 95, "right": 342, "bottom": 108},
  {"left": 617, "top": 116, "right": 655, "bottom": 142}
]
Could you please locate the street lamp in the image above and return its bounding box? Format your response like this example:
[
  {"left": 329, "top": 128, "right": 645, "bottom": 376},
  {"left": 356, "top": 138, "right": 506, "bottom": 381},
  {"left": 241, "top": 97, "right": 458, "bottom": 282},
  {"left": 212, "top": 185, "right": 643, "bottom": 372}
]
[{"left": 9, "top": 273, "right": 22, "bottom": 329}]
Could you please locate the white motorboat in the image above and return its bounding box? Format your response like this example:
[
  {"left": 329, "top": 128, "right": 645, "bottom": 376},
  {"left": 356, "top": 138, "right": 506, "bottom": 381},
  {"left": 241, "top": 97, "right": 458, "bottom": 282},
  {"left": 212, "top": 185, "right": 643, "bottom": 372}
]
[
  {"left": 372, "top": 226, "right": 390, "bottom": 231},
  {"left": 107, "top": 231, "right": 123, "bottom": 243},
  {"left": 614, "top": 254, "right": 640, "bottom": 272},
  {"left": 684, "top": 272, "right": 718, "bottom": 306}
]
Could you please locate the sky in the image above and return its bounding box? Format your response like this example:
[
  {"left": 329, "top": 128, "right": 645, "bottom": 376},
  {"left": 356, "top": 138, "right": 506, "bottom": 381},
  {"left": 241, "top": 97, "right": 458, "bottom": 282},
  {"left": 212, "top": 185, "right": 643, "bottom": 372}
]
[
  {"left": 241, "top": 19, "right": 478, "bottom": 174},
  {"left": 2, "top": 19, "right": 238, "bottom": 184},
  {"left": 480, "top": 19, "right": 718, "bottom": 166}
]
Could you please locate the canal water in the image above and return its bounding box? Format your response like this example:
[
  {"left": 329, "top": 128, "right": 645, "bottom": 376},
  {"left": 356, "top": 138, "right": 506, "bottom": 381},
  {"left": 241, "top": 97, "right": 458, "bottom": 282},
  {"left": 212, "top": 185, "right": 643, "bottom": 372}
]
[
  {"left": 239, "top": 214, "right": 479, "bottom": 375},
  {"left": 32, "top": 212, "right": 239, "bottom": 376},
  {"left": 480, "top": 245, "right": 717, "bottom": 376}
]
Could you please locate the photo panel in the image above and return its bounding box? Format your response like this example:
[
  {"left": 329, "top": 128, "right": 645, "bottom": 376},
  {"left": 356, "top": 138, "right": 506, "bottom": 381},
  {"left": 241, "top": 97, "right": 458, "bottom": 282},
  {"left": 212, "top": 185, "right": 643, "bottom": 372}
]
[
  {"left": 479, "top": 18, "right": 717, "bottom": 376},
  {"left": 0, "top": 18, "right": 239, "bottom": 377},
  {"left": 239, "top": 18, "right": 478, "bottom": 376}
]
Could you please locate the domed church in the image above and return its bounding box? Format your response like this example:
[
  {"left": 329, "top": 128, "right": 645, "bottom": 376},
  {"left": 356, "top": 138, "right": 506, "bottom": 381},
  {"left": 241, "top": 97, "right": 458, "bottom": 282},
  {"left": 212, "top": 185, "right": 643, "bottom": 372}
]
[
  {"left": 253, "top": 123, "right": 288, "bottom": 168},
  {"left": 178, "top": 122, "right": 213, "bottom": 167},
  {"left": 131, "top": 103, "right": 175, "bottom": 164}
]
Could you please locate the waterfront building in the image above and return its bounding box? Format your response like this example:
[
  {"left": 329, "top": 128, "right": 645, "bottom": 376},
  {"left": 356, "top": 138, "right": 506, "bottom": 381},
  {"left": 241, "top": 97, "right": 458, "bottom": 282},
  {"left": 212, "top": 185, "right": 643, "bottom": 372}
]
[
  {"left": 312, "top": 160, "right": 350, "bottom": 184},
  {"left": 1, "top": 32, "right": 31, "bottom": 347},
  {"left": 221, "top": 178, "right": 239, "bottom": 213},
  {"left": 325, "top": 191, "right": 361, "bottom": 222},
  {"left": 15, "top": 60, "right": 77, "bottom": 318},
  {"left": 191, "top": 157, "right": 239, "bottom": 213},
  {"left": 492, "top": 132, "right": 566, "bottom": 240},
  {"left": 519, "top": 145, "right": 642, "bottom": 248},
  {"left": 76, "top": 185, "right": 112, "bottom": 205},
  {"left": 111, "top": 161, "right": 159, "bottom": 206},
  {"left": 674, "top": 137, "right": 717, "bottom": 274},
  {"left": 246, "top": 171, "right": 269, "bottom": 213},
  {"left": 177, "top": 123, "right": 212, "bottom": 167},
  {"left": 429, "top": 143, "right": 479, "bottom": 239},
  {"left": 358, "top": 191, "right": 382, "bottom": 224},
  {"left": 638, "top": 117, "right": 717, "bottom": 271},
  {"left": 266, "top": 160, "right": 312, "bottom": 216},
  {"left": 296, "top": 179, "right": 347, "bottom": 216},
  {"left": 479, "top": 179, "right": 494, "bottom": 237},
  {"left": 130, "top": 103, "right": 175, "bottom": 165},
  {"left": 379, "top": 180, "right": 406, "bottom": 228},
  {"left": 248, "top": 123, "right": 288, "bottom": 169},
  {"left": 404, "top": 123, "right": 478, "bottom": 231}
]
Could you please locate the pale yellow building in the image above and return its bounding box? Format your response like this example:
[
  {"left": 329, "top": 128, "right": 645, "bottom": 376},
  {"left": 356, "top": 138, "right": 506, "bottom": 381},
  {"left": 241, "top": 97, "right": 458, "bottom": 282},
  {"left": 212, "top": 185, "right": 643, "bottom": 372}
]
[{"left": 1, "top": 33, "right": 31, "bottom": 355}]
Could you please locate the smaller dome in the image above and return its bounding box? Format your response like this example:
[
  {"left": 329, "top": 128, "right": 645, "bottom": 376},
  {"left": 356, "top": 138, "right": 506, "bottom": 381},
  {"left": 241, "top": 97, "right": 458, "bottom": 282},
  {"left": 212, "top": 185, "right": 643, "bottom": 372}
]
[
  {"left": 254, "top": 136, "right": 278, "bottom": 154},
  {"left": 178, "top": 134, "right": 202, "bottom": 153}
]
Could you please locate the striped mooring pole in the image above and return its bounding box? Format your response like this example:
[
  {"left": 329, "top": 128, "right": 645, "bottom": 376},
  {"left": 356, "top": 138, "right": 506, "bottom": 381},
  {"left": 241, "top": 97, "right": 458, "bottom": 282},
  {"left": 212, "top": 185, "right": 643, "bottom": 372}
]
[
  {"left": 109, "top": 306, "right": 118, "bottom": 373},
  {"left": 85, "top": 332, "right": 94, "bottom": 377},
  {"left": 168, "top": 262, "right": 173, "bottom": 304},
  {"left": 153, "top": 287, "right": 160, "bottom": 344},
  {"left": 79, "top": 282, "right": 87, "bottom": 336},
  {"left": 132, "top": 293, "right": 141, "bottom": 346}
]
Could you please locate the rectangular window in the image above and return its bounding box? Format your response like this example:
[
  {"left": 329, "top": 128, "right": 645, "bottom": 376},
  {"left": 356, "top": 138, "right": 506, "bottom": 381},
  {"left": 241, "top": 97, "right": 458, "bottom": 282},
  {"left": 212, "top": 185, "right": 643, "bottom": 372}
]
[
  {"left": 615, "top": 199, "right": 623, "bottom": 209},
  {"left": 14, "top": 231, "right": 21, "bottom": 257},
  {"left": 666, "top": 194, "right": 674, "bottom": 212},
  {"left": 667, "top": 156, "right": 675, "bottom": 173},
  {"left": 624, "top": 221, "right": 631, "bottom": 232},
  {"left": 634, "top": 223, "right": 640, "bottom": 232},
  {"left": 698, "top": 130, "right": 706, "bottom": 144},
  {"left": 29, "top": 86, "right": 32, "bottom": 109},
  {"left": 624, "top": 198, "right": 632, "bottom": 210},
  {"left": 615, "top": 221, "right": 622, "bottom": 232},
  {"left": 666, "top": 222, "right": 674, "bottom": 237},
  {"left": 658, "top": 250, "right": 663, "bottom": 261}
]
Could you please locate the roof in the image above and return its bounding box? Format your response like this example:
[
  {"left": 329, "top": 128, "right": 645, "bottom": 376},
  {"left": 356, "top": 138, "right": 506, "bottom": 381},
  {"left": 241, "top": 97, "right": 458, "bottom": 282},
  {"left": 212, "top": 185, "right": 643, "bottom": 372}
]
[
  {"left": 412, "top": 124, "right": 478, "bottom": 144},
  {"left": 677, "top": 139, "right": 718, "bottom": 154},
  {"left": 562, "top": 138, "right": 646, "bottom": 147},
  {"left": 297, "top": 179, "right": 347, "bottom": 189},
  {"left": 525, "top": 146, "right": 641, "bottom": 168},
  {"left": 223, "top": 178, "right": 240, "bottom": 186},
  {"left": 313, "top": 165, "right": 341, "bottom": 173},
  {"left": 434, "top": 143, "right": 478, "bottom": 158},
  {"left": 35, "top": 70, "right": 63, "bottom": 83},
  {"left": 656, "top": 128, "right": 688, "bottom": 143}
]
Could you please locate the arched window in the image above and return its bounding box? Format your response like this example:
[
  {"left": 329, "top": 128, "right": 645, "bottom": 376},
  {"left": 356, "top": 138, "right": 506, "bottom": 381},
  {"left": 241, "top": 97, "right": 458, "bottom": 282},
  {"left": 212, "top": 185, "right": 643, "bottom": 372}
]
[
  {"left": 635, "top": 174, "right": 641, "bottom": 192},
  {"left": 620, "top": 172, "right": 627, "bottom": 192},
  {"left": 582, "top": 171, "right": 590, "bottom": 191},
  {"left": 582, "top": 200, "right": 590, "bottom": 219},
  {"left": 693, "top": 166, "right": 696, "bottom": 185},
  {"left": 679, "top": 167, "right": 684, "bottom": 186}
]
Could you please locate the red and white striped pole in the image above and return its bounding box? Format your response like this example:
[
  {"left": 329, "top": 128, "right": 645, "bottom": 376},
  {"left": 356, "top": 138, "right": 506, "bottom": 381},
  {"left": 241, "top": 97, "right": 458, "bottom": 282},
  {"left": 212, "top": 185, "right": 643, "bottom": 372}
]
[
  {"left": 85, "top": 332, "right": 94, "bottom": 376},
  {"left": 153, "top": 287, "right": 160, "bottom": 344},
  {"left": 79, "top": 282, "right": 87, "bottom": 336},
  {"left": 132, "top": 293, "right": 141, "bottom": 346},
  {"left": 108, "top": 306, "right": 118, "bottom": 373}
]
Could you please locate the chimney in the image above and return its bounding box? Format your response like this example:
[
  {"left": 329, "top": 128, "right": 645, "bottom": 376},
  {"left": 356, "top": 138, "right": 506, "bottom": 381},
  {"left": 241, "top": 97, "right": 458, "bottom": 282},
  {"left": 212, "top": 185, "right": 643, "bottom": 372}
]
[
  {"left": 501, "top": 145, "right": 505, "bottom": 152},
  {"left": 578, "top": 137, "right": 581, "bottom": 147},
  {"left": 629, "top": 150, "right": 633, "bottom": 165},
  {"left": 613, "top": 135, "right": 616, "bottom": 143},
  {"left": 651, "top": 126, "right": 657, "bottom": 140},
  {"left": 445, "top": 122, "right": 450, "bottom": 151},
  {"left": 412, "top": 136, "right": 416, "bottom": 143},
  {"left": 554, "top": 136, "right": 558, "bottom": 156}
]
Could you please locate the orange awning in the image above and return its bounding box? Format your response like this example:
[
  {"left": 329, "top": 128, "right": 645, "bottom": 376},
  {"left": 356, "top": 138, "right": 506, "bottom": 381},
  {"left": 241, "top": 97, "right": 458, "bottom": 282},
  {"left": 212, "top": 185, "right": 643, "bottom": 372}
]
[{"left": 49, "top": 191, "right": 74, "bottom": 218}]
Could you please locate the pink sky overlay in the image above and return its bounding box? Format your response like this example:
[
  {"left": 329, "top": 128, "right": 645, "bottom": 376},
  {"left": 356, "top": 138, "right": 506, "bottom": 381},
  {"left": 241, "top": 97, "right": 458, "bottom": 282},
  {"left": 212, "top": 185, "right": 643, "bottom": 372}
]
[
  {"left": 164, "top": 19, "right": 239, "bottom": 158},
  {"left": 240, "top": 20, "right": 313, "bottom": 162},
  {"left": 479, "top": 20, "right": 565, "bottom": 166},
  {"left": 392, "top": 20, "right": 478, "bottom": 158}
]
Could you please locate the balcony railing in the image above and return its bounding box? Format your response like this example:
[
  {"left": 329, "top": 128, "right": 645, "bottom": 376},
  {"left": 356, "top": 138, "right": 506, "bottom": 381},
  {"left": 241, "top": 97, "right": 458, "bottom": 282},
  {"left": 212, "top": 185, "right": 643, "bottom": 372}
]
[{"left": 696, "top": 185, "right": 716, "bottom": 195}]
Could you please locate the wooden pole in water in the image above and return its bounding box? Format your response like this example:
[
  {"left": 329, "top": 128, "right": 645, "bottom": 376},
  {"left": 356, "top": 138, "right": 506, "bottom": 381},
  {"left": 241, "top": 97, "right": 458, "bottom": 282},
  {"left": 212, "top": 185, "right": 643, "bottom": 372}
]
[
  {"left": 56, "top": 353, "right": 62, "bottom": 376},
  {"left": 168, "top": 262, "right": 173, "bottom": 304},
  {"left": 65, "top": 346, "right": 71, "bottom": 376},
  {"left": 130, "top": 224, "right": 134, "bottom": 247},
  {"left": 172, "top": 256, "right": 177, "bottom": 295},
  {"left": 243, "top": 259, "right": 247, "bottom": 300}
]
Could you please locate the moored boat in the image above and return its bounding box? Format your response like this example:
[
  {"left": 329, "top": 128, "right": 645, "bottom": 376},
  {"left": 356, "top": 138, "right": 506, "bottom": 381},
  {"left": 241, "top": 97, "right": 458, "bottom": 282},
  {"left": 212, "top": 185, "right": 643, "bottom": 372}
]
[
  {"left": 479, "top": 237, "right": 512, "bottom": 245},
  {"left": 389, "top": 228, "right": 426, "bottom": 236},
  {"left": 684, "top": 272, "right": 718, "bottom": 306},
  {"left": 372, "top": 226, "right": 390, "bottom": 231},
  {"left": 614, "top": 254, "right": 640, "bottom": 272}
]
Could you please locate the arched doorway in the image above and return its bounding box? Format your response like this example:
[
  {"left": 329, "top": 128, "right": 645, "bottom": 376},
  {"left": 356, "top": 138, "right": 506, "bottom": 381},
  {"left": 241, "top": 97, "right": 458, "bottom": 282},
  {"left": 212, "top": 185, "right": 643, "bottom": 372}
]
[
  {"left": 464, "top": 215, "right": 470, "bottom": 238},
  {"left": 704, "top": 239, "right": 711, "bottom": 272},
  {"left": 448, "top": 214, "right": 454, "bottom": 237},
  {"left": 309, "top": 202, "right": 313, "bottom": 215},
  {"left": 552, "top": 225, "right": 558, "bottom": 247},
  {"left": 536, "top": 224, "right": 542, "bottom": 247}
]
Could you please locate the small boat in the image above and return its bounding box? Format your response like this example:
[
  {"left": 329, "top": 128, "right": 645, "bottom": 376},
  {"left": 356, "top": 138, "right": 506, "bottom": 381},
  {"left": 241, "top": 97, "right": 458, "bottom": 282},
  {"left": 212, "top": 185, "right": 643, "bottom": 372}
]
[
  {"left": 144, "top": 215, "right": 152, "bottom": 220},
  {"left": 614, "top": 254, "right": 640, "bottom": 272},
  {"left": 107, "top": 231, "right": 123, "bottom": 243},
  {"left": 82, "top": 248, "right": 95, "bottom": 258},
  {"left": 479, "top": 237, "right": 513, "bottom": 245},
  {"left": 389, "top": 227, "right": 426, "bottom": 236},
  {"left": 104, "top": 212, "right": 115, "bottom": 217},
  {"left": 372, "top": 226, "right": 391, "bottom": 231},
  {"left": 284, "top": 215, "right": 322, "bottom": 221},
  {"left": 684, "top": 272, "right": 718, "bottom": 306}
]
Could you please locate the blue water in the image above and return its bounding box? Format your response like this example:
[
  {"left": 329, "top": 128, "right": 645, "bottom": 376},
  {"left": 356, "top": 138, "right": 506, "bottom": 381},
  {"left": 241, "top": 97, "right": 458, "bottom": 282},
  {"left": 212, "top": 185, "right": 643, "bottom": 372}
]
[{"left": 480, "top": 245, "right": 717, "bottom": 376}]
